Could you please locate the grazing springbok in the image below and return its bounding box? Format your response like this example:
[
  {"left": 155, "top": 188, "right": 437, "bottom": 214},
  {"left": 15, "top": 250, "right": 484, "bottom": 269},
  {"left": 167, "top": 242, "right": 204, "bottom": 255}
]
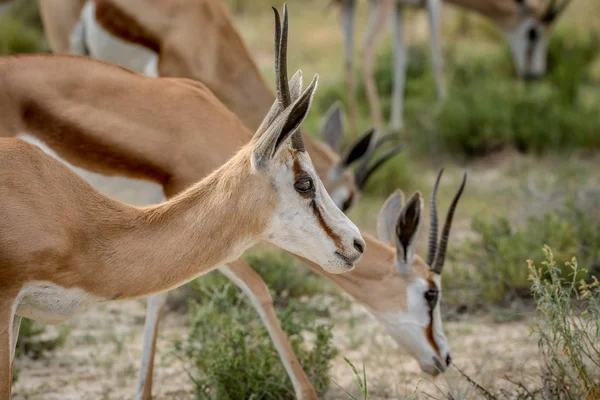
[
  {"left": 0, "top": 7, "right": 369, "bottom": 398},
  {"left": 336, "top": 0, "right": 572, "bottom": 132}
]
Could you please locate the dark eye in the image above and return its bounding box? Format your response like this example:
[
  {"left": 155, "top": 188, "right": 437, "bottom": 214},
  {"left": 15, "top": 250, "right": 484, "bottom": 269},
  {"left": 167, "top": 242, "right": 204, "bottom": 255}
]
[
  {"left": 424, "top": 289, "right": 439, "bottom": 308},
  {"left": 294, "top": 177, "right": 314, "bottom": 193}
]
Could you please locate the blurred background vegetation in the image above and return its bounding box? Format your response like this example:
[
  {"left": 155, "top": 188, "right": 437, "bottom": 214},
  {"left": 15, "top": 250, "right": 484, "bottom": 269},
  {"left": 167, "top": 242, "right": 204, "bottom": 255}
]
[{"left": 3, "top": 0, "right": 599, "bottom": 398}]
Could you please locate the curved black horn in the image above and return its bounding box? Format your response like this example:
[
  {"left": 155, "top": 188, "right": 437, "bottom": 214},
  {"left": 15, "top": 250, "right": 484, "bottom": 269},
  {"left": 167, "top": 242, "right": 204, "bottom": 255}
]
[
  {"left": 426, "top": 169, "right": 444, "bottom": 266},
  {"left": 431, "top": 172, "right": 467, "bottom": 274},
  {"left": 273, "top": 4, "right": 305, "bottom": 152},
  {"left": 542, "top": 0, "right": 571, "bottom": 23}
]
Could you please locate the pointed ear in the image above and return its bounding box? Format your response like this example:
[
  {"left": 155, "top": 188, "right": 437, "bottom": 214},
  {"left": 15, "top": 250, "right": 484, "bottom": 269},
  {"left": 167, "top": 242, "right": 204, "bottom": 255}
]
[
  {"left": 377, "top": 189, "right": 404, "bottom": 245},
  {"left": 394, "top": 192, "right": 423, "bottom": 274},
  {"left": 255, "top": 70, "right": 303, "bottom": 138},
  {"left": 321, "top": 102, "right": 344, "bottom": 153},
  {"left": 341, "top": 128, "right": 376, "bottom": 167},
  {"left": 252, "top": 74, "right": 318, "bottom": 170}
]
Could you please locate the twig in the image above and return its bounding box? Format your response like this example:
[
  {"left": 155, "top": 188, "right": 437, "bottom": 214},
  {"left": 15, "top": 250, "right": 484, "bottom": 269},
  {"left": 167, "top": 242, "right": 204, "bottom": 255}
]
[{"left": 452, "top": 363, "right": 499, "bottom": 400}]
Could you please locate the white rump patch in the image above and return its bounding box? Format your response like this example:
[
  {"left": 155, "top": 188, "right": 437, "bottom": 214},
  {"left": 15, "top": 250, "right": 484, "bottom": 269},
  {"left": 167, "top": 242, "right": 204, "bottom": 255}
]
[{"left": 77, "top": 1, "right": 159, "bottom": 75}]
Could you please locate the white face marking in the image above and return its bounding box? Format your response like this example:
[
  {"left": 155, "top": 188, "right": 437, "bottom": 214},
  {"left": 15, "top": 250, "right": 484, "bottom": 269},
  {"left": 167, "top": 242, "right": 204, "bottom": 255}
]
[
  {"left": 265, "top": 151, "right": 363, "bottom": 274},
  {"left": 75, "top": 1, "right": 159, "bottom": 74},
  {"left": 370, "top": 276, "right": 450, "bottom": 376},
  {"left": 505, "top": 18, "right": 549, "bottom": 78},
  {"left": 16, "top": 281, "right": 106, "bottom": 325},
  {"left": 17, "top": 134, "right": 165, "bottom": 206}
]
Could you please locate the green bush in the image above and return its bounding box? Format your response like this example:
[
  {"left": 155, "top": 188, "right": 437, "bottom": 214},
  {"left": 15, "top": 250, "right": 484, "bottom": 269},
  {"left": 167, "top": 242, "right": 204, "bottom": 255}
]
[
  {"left": 0, "top": 0, "right": 48, "bottom": 55},
  {"left": 528, "top": 247, "right": 600, "bottom": 399},
  {"left": 453, "top": 192, "right": 600, "bottom": 306},
  {"left": 174, "top": 281, "right": 338, "bottom": 399},
  {"left": 15, "top": 319, "right": 70, "bottom": 360},
  {"left": 0, "top": 18, "right": 47, "bottom": 55}
]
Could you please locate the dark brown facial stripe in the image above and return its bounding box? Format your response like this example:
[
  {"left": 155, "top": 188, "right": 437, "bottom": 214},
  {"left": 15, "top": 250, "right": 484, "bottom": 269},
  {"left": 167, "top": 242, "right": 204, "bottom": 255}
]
[
  {"left": 425, "top": 279, "right": 441, "bottom": 357},
  {"left": 294, "top": 158, "right": 342, "bottom": 246},
  {"left": 95, "top": 0, "right": 161, "bottom": 53},
  {"left": 311, "top": 200, "right": 343, "bottom": 248}
]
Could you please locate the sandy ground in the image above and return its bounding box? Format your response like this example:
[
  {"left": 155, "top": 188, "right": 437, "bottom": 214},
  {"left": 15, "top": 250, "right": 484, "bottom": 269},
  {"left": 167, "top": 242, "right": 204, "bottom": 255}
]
[{"left": 12, "top": 296, "right": 541, "bottom": 400}]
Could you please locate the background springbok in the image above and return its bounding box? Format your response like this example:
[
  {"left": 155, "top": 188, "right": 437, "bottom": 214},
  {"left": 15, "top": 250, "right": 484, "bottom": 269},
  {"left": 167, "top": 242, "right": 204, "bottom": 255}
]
[
  {"left": 0, "top": 7, "right": 369, "bottom": 397},
  {"left": 336, "top": 0, "right": 572, "bottom": 132}
]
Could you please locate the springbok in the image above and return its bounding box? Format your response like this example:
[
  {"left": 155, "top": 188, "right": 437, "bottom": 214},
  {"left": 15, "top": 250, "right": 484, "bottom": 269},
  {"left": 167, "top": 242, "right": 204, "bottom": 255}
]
[
  {"left": 336, "top": 0, "right": 572, "bottom": 132},
  {"left": 0, "top": 7, "right": 369, "bottom": 398}
]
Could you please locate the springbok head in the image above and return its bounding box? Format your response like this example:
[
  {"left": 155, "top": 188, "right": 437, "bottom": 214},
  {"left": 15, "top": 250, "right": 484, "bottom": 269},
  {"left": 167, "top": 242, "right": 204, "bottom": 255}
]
[
  {"left": 370, "top": 169, "right": 466, "bottom": 375},
  {"left": 504, "top": 0, "right": 571, "bottom": 79},
  {"left": 254, "top": 5, "right": 365, "bottom": 274},
  {"left": 320, "top": 103, "right": 403, "bottom": 212}
]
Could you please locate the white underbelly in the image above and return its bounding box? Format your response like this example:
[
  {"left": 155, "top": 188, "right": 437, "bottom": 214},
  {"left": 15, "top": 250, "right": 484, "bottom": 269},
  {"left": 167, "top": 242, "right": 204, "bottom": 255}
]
[
  {"left": 17, "top": 134, "right": 165, "bottom": 206},
  {"left": 78, "top": 1, "right": 159, "bottom": 76},
  {"left": 16, "top": 282, "right": 105, "bottom": 325}
]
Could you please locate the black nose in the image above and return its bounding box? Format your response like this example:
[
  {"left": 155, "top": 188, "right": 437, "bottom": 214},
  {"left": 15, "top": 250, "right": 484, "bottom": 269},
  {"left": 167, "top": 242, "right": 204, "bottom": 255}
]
[
  {"left": 353, "top": 239, "right": 365, "bottom": 254},
  {"left": 446, "top": 354, "right": 452, "bottom": 367}
]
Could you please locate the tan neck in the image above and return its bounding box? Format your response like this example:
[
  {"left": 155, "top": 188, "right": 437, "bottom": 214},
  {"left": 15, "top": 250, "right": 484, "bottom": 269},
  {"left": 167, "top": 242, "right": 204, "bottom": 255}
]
[{"left": 93, "top": 146, "right": 272, "bottom": 299}]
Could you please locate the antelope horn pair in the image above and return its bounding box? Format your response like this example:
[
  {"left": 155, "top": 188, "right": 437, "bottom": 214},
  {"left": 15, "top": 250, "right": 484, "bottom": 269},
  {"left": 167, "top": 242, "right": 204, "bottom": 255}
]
[
  {"left": 273, "top": 5, "right": 305, "bottom": 152},
  {"left": 427, "top": 169, "right": 467, "bottom": 274},
  {"left": 354, "top": 132, "right": 403, "bottom": 189}
]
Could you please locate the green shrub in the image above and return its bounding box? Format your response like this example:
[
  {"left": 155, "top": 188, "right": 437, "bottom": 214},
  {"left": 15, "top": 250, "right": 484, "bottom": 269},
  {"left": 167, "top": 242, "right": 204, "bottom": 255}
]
[
  {"left": 15, "top": 318, "right": 70, "bottom": 360},
  {"left": 0, "top": 0, "right": 47, "bottom": 55},
  {"left": 453, "top": 192, "right": 600, "bottom": 306},
  {"left": 0, "top": 18, "right": 47, "bottom": 55},
  {"left": 174, "top": 281, "right": 338, "bottom": 399},
  {"left": 528, "top": 247, "right": 600, "bottom": 399}
]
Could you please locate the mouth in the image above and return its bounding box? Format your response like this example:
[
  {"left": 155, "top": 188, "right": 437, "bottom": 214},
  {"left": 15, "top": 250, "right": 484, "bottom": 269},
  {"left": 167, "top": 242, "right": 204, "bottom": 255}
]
[
  {"left": 335, "top": 251, "right": 357, "bottom": 268},
  {"left": 432, "top": 356, "right": 446, "bottom": 374}
]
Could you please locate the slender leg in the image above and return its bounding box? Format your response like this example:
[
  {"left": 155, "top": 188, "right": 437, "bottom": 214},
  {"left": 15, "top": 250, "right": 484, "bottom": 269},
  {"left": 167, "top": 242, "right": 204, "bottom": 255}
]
[
  {"left": 340, "top": 0, "right": 357, "bottom": 135},
  {"left": 389, "top": 2, "right": 406, "bottom": 131},
  {"left": 362, "top": 0, "right": 393, "bottom": 133},
  {"left": 426, "top": 0, "right": 446, "bottom": 101},
  {"left": 221, "top": 260, "right": 318, "bottom": 400},
  {"left": 136, "top": 292, "right": 168, "bottom": 400}
]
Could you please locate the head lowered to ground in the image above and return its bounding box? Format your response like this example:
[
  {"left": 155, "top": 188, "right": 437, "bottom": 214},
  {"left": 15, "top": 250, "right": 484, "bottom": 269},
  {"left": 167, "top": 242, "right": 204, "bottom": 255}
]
[{"left": 249, "top": 6, "right": 364, "bottom": 273}]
